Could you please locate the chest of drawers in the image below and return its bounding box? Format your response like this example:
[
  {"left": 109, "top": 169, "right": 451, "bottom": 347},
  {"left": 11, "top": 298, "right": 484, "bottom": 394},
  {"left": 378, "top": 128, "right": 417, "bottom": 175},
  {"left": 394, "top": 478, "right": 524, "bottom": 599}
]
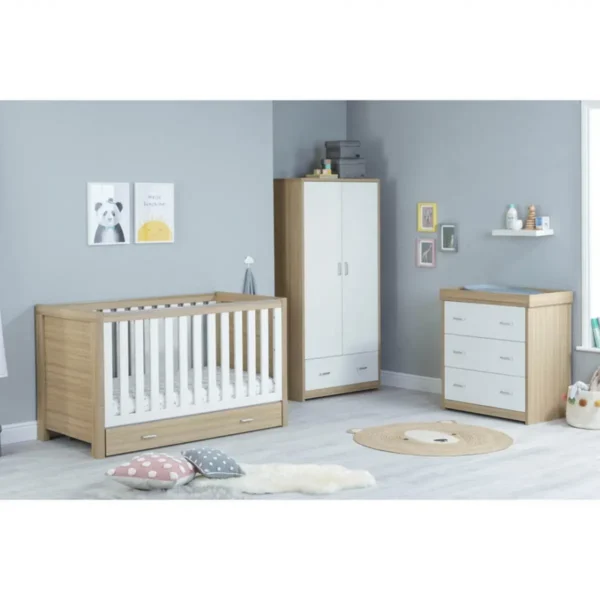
[{"left": 440, "top": 288, "right": 573, "bottom": 424}]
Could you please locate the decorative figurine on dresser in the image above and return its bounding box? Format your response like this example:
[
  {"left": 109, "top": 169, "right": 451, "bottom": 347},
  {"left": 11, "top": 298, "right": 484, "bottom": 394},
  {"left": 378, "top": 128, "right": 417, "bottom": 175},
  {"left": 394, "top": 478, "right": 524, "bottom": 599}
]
[
  {"left": 440, "top": 285, "right": 573, "bottom": 424},
  {"left": 274, "top": 177, "right": 380, "bottom": 401}
]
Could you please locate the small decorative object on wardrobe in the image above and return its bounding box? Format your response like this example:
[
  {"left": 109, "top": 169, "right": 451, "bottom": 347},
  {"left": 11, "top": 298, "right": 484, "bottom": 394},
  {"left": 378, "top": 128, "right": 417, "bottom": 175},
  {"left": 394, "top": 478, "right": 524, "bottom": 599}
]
[
  {"left": 243, "top": 256, "right": 257, "bottom": 295},
  {"left": 417, "top": 202, "right": 437, "bottom": 232},
  {"left": 439, "top": 224, "right": 457, "bottom": 252},
  {"left": 325, "top": 140, "right": 366, "bottom": 178},
  {"left": 416, "top": 238, "right": 436, "bottom": 267}
]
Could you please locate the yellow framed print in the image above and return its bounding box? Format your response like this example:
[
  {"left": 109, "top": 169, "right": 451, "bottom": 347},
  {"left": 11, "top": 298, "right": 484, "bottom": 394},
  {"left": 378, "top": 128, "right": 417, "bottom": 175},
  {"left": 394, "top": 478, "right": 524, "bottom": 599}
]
[{"left": 417, "top": 202, "right": 437, "bottom": 232}]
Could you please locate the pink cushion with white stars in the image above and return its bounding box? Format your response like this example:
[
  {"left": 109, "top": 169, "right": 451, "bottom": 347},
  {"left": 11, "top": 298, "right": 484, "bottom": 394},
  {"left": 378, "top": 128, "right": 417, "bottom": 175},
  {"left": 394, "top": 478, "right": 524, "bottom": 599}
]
[{"left": 105, "top": 452, "right": 195, "bottom": 490}]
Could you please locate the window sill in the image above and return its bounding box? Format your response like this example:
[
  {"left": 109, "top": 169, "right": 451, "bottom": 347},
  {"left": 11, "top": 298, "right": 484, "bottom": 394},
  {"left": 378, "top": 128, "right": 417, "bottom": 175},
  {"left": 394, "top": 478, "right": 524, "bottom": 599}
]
[{"left": 576, "top": 346, "right": 600, "bottom": 354}]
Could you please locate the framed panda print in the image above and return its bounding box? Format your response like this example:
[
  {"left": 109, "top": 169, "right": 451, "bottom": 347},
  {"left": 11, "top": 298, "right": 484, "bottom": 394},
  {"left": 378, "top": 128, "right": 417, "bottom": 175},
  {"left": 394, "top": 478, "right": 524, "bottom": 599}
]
[{"left": 87, "top": 182, "right": 131, "bottom": 246}]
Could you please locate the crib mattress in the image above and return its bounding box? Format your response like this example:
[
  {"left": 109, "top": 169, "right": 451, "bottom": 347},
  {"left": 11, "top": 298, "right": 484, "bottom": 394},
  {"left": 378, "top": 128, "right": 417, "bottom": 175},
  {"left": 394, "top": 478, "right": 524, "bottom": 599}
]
[{"left": 112, "top": 367, "right": 275, "bottom": 415}]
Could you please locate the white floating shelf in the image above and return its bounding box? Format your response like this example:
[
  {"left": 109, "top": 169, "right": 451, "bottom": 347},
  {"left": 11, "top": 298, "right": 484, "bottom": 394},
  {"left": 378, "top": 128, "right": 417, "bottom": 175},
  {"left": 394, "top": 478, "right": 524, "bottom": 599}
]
[{"left": 491, "top": 229, "right": 554, "bottom": 237}]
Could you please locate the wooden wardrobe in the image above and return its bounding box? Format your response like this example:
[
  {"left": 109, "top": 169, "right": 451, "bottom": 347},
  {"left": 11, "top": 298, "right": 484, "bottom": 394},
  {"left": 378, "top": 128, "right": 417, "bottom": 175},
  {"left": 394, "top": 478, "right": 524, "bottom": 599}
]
[{"left": 274, "top": 178, "right": 380, "bottom": 401}]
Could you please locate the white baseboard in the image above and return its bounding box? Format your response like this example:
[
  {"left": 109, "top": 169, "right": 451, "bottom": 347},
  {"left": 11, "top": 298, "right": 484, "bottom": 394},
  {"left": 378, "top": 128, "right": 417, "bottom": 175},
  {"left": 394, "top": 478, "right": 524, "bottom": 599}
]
[
  {"left": 381, "top": 370, "right": 442, "bottom": 395},
  {"left": 1, "top": 421, "right": 37, "bottom": 445}
]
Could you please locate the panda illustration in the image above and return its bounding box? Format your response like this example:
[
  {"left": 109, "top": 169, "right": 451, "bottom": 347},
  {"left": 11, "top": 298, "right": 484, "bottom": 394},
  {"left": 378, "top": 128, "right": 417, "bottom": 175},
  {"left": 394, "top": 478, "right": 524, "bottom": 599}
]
[{"left": 94, "top": 198, "right": 126, "bottom": 244}]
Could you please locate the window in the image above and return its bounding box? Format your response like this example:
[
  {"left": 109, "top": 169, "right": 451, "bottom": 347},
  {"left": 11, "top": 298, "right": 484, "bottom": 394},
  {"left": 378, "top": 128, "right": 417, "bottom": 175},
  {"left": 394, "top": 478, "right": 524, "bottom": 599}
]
[{"left": 581, "top": 102, "right": 600, "bottom": 350}]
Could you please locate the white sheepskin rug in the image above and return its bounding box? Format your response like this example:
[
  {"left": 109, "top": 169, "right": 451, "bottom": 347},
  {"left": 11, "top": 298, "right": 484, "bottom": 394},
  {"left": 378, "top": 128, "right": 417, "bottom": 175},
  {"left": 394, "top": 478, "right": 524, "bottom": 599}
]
[
  {"left": 195, "top": 463, "right": 376, "bottom": 496},
  {"left": 87, "top": 463, "right": 375, "bottom": 499}
]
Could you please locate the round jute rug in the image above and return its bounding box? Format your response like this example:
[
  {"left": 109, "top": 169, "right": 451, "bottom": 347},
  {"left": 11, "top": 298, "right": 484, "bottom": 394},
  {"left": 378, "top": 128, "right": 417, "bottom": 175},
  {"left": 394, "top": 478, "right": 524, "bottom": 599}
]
[{"left": 352, "top": 421, "right": 513, "bottom": 457}]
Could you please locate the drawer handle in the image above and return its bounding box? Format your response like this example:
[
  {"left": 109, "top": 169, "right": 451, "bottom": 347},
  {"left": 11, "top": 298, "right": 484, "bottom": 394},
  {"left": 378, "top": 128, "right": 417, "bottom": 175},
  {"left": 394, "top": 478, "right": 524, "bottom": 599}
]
[
  {"left": 319, "top": 371, "right": 331, "bottom": 376},
  {"left": 499, "top": 390, "right": 513, "bottom": 396},
  {"left": 499, "top": 321, "right": 513, "bottom": 326},
  {"left": 499, "top": 356, "right": 513, "bottom": 361},
  {"left": 452, "top": 383, "right": 465, "bottom": 388},
  {"left": 240, "top": 418, "right": 254, "bottom": 423},
  {"left": 141, "top": 434, "right": 157, "bottom": 440},
  {"left": 452, "top": 317, "right": 466, "bottom": 322},
  {"left": 452, "top": 350, "right": 465, "bottom": 355},
  {"left": 357, "top": 366, "right": 368, "bottom": 371}
]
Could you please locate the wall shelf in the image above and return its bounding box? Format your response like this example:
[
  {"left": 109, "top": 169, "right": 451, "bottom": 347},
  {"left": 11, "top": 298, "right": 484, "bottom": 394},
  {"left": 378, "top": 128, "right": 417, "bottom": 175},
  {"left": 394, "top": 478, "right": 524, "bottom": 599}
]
[{"left": 491, "top": 229, "right": 554, "bottom": 237}]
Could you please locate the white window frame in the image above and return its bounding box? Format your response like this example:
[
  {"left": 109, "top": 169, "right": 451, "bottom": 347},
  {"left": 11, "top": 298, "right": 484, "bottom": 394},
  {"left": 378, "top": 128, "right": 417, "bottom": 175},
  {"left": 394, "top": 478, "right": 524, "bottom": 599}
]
[{"left": 580, "top": 101, "right": 600, "bottom": 352}]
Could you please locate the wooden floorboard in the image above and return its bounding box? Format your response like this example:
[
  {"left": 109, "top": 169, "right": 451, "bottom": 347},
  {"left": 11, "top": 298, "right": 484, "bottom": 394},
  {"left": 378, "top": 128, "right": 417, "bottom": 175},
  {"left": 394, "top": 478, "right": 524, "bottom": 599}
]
[{"left": 2, "top": 386, "right": 600, "bottom": 499}]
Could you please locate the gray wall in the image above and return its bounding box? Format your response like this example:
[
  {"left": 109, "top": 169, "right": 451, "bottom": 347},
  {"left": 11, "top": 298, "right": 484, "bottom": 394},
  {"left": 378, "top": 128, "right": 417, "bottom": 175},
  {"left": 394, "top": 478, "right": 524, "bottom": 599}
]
[
  {"left": 0, "top": 101, "right": 274, "bottom": 425},
  {"left": 273, "top": 101, "right": 347, "bottom": 178},
  {"left": 347, "top": 101, "right": 595, "bottom": 381}
]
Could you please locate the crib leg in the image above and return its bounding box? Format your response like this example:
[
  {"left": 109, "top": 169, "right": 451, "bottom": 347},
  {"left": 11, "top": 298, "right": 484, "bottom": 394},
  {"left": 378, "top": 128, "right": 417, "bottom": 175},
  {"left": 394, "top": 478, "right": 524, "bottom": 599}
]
[{"left": 91, "top": 431, "right": 106, "bottom": 459}]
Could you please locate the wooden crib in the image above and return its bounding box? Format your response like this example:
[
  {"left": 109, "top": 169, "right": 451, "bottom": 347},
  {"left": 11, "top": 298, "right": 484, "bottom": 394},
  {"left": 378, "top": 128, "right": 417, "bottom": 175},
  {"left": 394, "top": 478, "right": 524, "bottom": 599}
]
[{"left": 35, "top": 292, "right": 287, "bottom": 458}]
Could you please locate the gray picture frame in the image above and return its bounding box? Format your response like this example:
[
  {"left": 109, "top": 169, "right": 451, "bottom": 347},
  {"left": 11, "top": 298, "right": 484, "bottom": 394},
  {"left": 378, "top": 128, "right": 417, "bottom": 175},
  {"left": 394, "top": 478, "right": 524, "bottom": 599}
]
[{"left": 440, "top": 223, "right": 458, "bottom": 252}]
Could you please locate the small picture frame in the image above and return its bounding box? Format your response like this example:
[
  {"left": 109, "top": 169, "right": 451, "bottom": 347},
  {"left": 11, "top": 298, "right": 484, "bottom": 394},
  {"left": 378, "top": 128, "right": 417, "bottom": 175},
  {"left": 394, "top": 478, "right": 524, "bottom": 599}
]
[
  {"left": 417, "top": 202, "right": 437, "bottom": 232},
  {"left": 416, "top": 238, "right": 436, "bottom": 268},
  {"left": 440, "top": 223, "right": 458, "bottom": 252},
  {"left": 87, "top": 182, "right": 131, "bottom": 246}
]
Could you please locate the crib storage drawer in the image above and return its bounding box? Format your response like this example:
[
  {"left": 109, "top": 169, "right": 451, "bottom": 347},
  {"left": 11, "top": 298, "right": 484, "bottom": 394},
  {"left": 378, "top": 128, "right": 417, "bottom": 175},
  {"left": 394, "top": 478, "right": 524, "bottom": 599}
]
[{"left": 105, "top": 402, "right": 283, "bottom": 456}]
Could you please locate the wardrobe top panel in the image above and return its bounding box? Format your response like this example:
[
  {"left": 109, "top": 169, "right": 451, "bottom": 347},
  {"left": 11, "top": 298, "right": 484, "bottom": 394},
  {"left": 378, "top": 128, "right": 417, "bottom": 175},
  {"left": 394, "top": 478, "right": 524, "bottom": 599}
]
[{"left": 275, "top": 178, "right": 380, "bottom": 183}]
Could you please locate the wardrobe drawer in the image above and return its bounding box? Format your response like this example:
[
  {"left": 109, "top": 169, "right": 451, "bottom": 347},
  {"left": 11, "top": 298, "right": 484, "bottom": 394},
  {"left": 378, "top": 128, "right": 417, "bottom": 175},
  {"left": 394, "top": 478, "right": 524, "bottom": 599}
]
[
  {"left": 444, "top": 334, "right": 525, "bottom": 377},
  {"left": 305, "top": 356, "right": 343, "bottom": 390},
  {"left": 444, "top": 367, "right": 525, "bottom": 412},
  {"left": 444, "top": 301, "right": 525, "bottom": 342},
  {"left": 105, "top": 402, "right": 283, "bottom": 456},
  {"left": 305, "top": 352, "right": 379, "bottom": 391}
]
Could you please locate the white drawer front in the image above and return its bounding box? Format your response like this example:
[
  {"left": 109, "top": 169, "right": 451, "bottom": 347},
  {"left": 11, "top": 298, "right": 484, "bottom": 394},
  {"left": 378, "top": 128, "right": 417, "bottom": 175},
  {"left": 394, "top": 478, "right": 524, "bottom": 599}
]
[
  {"left": 444, "top": 334, "right": 525, "bottom": 377},
  {"left": 444, "top": 301, "right": 525, "bottom": 342},
  {"left": 342, "top": 352, "right": 379, "bottom": 386},
  {"left": 305, "top": 352, "right": 379, "bottom": 391},
  {"left": 445, "top": 367, "right": 525, "bottom": 412}
]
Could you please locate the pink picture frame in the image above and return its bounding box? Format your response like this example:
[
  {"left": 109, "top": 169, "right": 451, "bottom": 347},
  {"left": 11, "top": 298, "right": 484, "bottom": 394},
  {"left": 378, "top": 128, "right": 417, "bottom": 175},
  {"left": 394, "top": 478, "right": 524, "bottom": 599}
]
[{"left": 416, "top": 238, "right": 436, "bottom": 268}]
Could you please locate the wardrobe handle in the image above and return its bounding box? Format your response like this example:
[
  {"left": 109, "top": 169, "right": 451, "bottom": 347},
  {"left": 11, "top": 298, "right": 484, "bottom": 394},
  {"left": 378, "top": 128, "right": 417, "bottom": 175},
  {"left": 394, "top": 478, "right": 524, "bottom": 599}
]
[
  {"left": 357, "top": 366, "right": 368, "bottom": 371},
  {"left": 499, "top": 356, "right": 513, "bottom": 361},
  {"left": 319, "top": 371, "right": 331, "bottom": 376},
  {"left": 344, "top": 262, "right": 349, "bottom": 276},
  {"left": 499, "top": 390, "right": 513, "bottom": 396},
  {"left": 141, "top": 434, "right": 157, "bottom": 440},
  {"left": 337, "top": 262, "right": 342, "bottom": 276},
  {"left": 240, "top": 418, "right": 254, "bottom": 423}
]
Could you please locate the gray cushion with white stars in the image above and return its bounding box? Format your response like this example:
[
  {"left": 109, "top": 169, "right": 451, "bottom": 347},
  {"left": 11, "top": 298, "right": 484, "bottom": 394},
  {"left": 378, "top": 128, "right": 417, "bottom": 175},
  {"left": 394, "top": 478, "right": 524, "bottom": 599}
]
[{"left": 182, "top": 447, "right": 245, "bottom": 479}]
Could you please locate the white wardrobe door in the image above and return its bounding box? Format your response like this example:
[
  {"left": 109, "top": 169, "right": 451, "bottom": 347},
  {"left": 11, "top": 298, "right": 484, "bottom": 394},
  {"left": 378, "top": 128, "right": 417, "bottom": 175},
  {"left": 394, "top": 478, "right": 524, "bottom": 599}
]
[
  {"left": 304, "top": 182, "right": 343, "bottom": 360},
  {"left": 341, "top": 182, "right": 379, "bottom": 355}
]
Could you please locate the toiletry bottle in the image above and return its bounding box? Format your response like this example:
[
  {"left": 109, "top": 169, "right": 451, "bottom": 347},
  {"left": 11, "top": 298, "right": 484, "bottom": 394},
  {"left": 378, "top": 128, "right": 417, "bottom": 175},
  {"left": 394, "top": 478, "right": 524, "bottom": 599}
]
[{"left": 506, "top": 204, "right": 518, "bottom": 230}]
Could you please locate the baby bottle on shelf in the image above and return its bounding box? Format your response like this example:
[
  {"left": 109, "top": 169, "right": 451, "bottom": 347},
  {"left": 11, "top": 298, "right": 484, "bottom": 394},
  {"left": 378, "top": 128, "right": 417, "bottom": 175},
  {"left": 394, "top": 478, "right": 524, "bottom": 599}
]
[{"left": 506, "top": 204, "right": 518, "bottom": 230}]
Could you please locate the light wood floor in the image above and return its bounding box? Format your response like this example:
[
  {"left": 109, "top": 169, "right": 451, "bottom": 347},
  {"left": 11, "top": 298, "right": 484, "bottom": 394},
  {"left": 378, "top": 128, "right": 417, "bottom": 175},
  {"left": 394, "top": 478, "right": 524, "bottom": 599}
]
[{"left": 2, "top": 386, "right": 600, "bottom": 499}]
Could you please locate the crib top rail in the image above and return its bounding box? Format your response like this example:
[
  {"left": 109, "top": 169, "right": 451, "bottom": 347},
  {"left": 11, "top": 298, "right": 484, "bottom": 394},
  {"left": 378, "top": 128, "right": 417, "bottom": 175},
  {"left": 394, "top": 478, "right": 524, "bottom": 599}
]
[{"left": 36, "top": 291, "right": 285, "bottom": 322}]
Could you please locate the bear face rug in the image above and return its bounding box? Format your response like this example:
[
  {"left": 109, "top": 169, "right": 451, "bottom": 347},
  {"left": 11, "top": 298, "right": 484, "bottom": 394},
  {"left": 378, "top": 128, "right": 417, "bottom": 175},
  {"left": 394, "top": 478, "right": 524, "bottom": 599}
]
[{"left": 350, "top": 421, "right": 513, "bottom": 457}]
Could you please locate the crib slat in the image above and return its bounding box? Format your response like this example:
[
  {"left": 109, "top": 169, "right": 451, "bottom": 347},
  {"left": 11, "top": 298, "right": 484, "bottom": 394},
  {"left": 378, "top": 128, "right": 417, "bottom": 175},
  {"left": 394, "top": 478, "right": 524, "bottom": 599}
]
[
  {"left": 234, "top": 311, "right": 243, "bottom": 399},
  {"left": 273, "top": 307, "right": 283, "bottom": 398},
  {"left": 150, "top": 318, "right": 160, "bottom": 413},
  {"left": 119, "top": 320, "right": 129, "bottom": 413},
  {"left": 179, "top": 315, "right": 189, "bottom": 406},
  {"left": 165, "top": 317, "right": 174, "bottom": 405},
  {"left": 220, "top": 312, "right": 230, "bottom": 403},
  {"left": 134, "top": 317, "right": 144, "bottom": 412},
  {"left": 260, "top": 309, "right": 269, "bottom": 395},
  {"left": 207, "top": 313, "right": 217, "bottom": 403},
  {"left": 193, "top": 313, "right": 203, "bottom": 404},
  {"left": 103, "top": 322, "right": 114, "bottom": 419},
  {"left": 247, "top": 310, "right": 256, "bottom": 397}
]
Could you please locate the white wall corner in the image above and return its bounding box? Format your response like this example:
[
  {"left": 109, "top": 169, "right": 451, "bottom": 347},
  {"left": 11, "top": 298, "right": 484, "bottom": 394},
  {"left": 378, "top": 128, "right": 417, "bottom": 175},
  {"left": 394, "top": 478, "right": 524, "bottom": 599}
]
[
  {"left": 381, "top": 370, "right": 442, "bottom": 395},
  {"left": 1, "top": 421, "right": 37, "bottom": 445}
]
